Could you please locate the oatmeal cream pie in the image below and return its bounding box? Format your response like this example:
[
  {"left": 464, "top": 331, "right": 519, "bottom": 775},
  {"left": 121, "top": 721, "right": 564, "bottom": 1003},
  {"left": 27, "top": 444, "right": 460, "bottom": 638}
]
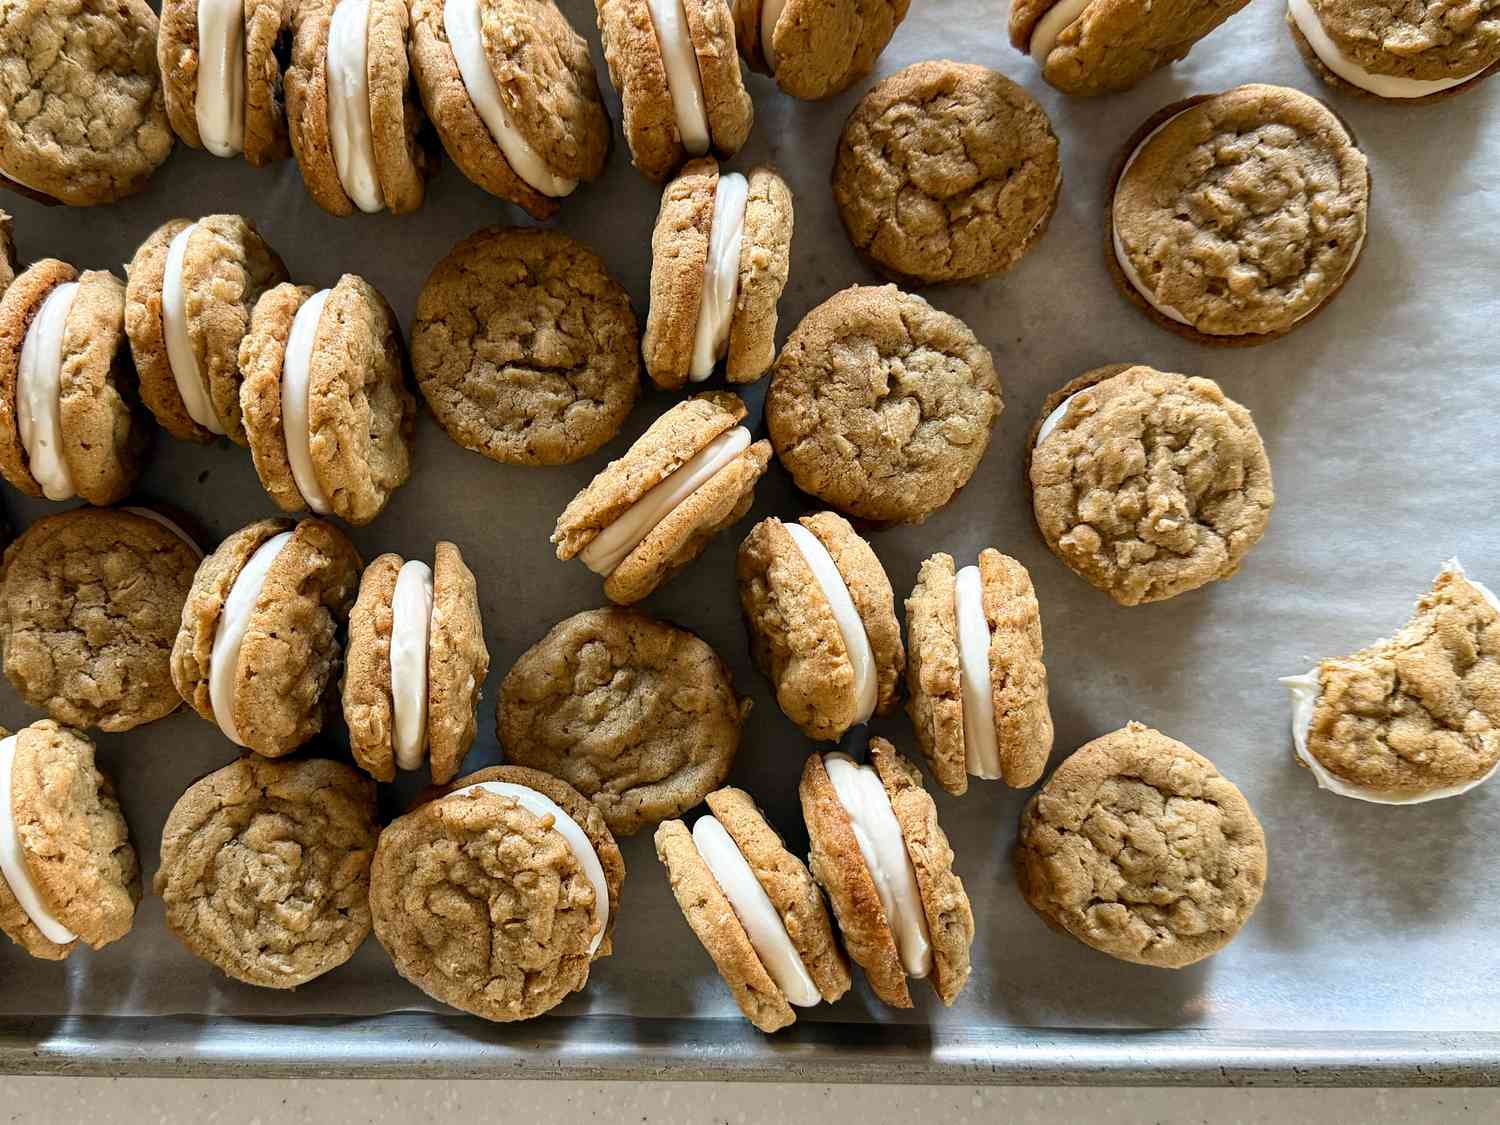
[
  {"left": 1027, "top": 364, "right": 1274, "bottom": 606},
  {"left": 1281, "top": 560, "right": 1500, "bottom": 804},
  {"left": 171, "top": 516, "right": 362, "bottom": 756},
  {"left": 1109, "top": 84, "right": 1369, "bottom": 345},
  {"left": 343, "top": 542, "right": 489, "bottom": 784},
  {"left": 124, "top": 215, "right": 289, "bottom": 445},
  {"left": 410, "top": 0, "right": 610, "bottom": 218},
  {"left": 737, "top": 512, "right": 904, "bottom": 742},
  {"left": 732, "top": 0, "right": 910, "bottom": 100},
  {"left": 371, "top": 764, "right": 625, "bottom": 1022},
  {"left": 656, "top": 786, "right": 850, "bottom": 1033}
]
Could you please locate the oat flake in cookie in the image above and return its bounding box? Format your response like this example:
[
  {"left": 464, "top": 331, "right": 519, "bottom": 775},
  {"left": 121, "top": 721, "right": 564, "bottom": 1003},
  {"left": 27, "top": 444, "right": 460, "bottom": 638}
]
[{"left": 732, "top": 0, "right": 911, "bottom": 100}]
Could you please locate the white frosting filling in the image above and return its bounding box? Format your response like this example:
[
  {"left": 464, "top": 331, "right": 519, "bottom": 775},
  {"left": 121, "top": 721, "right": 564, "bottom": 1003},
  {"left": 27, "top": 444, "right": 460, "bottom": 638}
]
[
  {"left": 123, "top": 507, "right": 204, "bottom": 559},
  {"left": 1287, "top": 0, "right": 1484, "bottom": 99},
  {"left": 444, "top": 0, "right": 577, "bottom": 198},
  {"left": 390, "top": 559, "right": 434, "bottom": 772},
  {"left": 645, "top": 0, "right": 710, "bottom": 156},
  {"left": 1035, "top": 390, "right": 1080, "bottom": 449},
  {"left": 1028, "top": 0, "right": 1092, "bottom": 65},
  {"left": 760, "top": 0, "right": 789, "bottom": 70},
  {"left": 448, "top": 781, "right": 609, "bottom": 955},
  {"left": 195, "top": 0, "right": 247, "bottom": 157},
  {"left": 0, "top": 735, "right": 75, "bottom": 945},
  {"left": 954, "top": 565, "right": 1002, "bottom": 781},
  {"left": 689, "top": 172, "right": 749, "bottom": 381},
  {"left": 327, "top": 0, "right": 384, "bottom": 213},
  {"left": 16, "top": 281, "right": 79, "bottom": 501},
  {"left": 692, "top": 815, "right": 820, "bottom": 1007},
  {"left": 162, "top": 223, "right": 225, "bottom": 435},
  {"left": 579, "top": 426, "right": 751, "bottom": 576},
  {"left": 784, "top": 523, "right": 877, "bottom": 726},
  {"left": 208, "top": 530, "right": 293, "bottom": 746},
  {"left": 822, "top": 753, "right": 931, "bottom": 978},
  {"left": 281, "top": 289, "right": 334, "bottom": 514}
]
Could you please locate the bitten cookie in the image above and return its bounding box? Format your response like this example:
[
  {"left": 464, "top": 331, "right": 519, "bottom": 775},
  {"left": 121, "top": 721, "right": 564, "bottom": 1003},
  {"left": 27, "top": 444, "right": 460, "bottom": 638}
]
[
  {"left": 1016, "top": 721, "right": 1268, "bottom": 968},
  {"left": 655, "top": 786, "right": 850, "bottom": 1033},
  {"left": 0, "top": 260, "right": 150, "bottom": 503},
  {"left": 1109, "top": 85, "right": 1369, "bottom": 345},
  {"left": 553, "top": 392, "right": 772, "bottom": 604},
  {"left": 906, "top": 548, "right": 1053, "bottom": 795},
  {"left": 767, "top": 285, "right": 1001, "bottom": 524},
  {"left": 409, "top": 0, "right": 610, "bottom": 218},
  {"left": 239, "top": 275, "right": 414, "bottom": 525},
  {"left": 171, "top": 517, "right": 362, "bottom": 756},
  {"left": 800, "top": 741, "right": 973, "bottom": 1008},
  {"left": 371, "top": 764, "right": 625, "bottom": 1021},
  {"left": 732, "top": 0, "right": 910, "bottom": 99},
  {"left": 124, "top": 214, "right": 289, "bottom": 445},
  {"left": 737, "top": 513, "right": 904, "bottom": 741},
  {"left": 1282, "top": 560, "right": 1500, "bottom": 804},
  {"left": 0, "top": 720, "right": 140, "bottom": 961},
  {"left": 343, "top": 541, "right": 489, "bottom": 784},
  {"left": 833, "top": 61, "right": 1060, "bottom": 287},
  {"left": 412, "top": 227, "right": 640, "bottom": 466},
  {"left": 155, "top": 755, "right": 379, "bottom": 987},
  {"left": 1027, "top": 364, "right": 1274, "bottom": 606}
]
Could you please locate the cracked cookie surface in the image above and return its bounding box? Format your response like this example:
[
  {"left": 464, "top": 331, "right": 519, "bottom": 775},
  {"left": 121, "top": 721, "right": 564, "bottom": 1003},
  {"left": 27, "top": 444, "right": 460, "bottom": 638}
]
[{"left": 1306, "top": 0, "right": 1500, "bottom": 80}]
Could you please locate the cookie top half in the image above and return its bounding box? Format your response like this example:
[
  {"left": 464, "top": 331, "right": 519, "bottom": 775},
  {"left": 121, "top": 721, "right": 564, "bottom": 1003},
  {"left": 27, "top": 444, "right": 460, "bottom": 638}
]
[{"left": 736, "top": 0, "right": 911, "bottom": 100}]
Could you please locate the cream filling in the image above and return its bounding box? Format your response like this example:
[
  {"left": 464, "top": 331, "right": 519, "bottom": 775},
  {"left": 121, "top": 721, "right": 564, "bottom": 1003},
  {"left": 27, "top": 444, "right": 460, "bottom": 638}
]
[
  {"left": 1035, "top": 390, "right": 1080, "bottom": 448},
  {"left": 784, "top": 523, "right": 877, "bottom": 726},
  {"left": 579, "top": 426, "right": 751, "bottom": 576},
  {"left": 760, "top": 0, "right": 789, "bottom": 70},
  {"left": 443, "top": 0, "right": 577, "bottom": 198},
  {"left": 1028, "top": 0, "right": 1092, "bottom": 65},
  {"left": 208, "top": 530, "right": 293, "bottom": 747},
  {"left": 645, "top": 0, "right": 711, "bottom": 155},
  {"left": 16, "top": 281, "right": 79, "bottom": 502},
  {"left": 195, "top": 0, "right": 247, "bottom": 157},
  {"left": 162, "top": 224, "right": 225, "bottom": 435},
  {"left": 954, "top": 565, "right": 1002, "bottom": 781},
  {"left": 282, "top": 289, "right": 334, "bottom": 515},
  {"left": 693, "top": 815, "right": 820, "bottom": 1007},
  {"left": 390, "top": 559, "right": 434, "bottom": 772},
  {"left": 327, "top": 0, "right": 384, "bottom": 213},
  {"left": 689, "top": 172, "right": 749, "bottom": 381},
  {"left": 0, "top": 735, "right": 75, "bottom": 945},
  {"left": 1287, "top": 0, "right": 1485, "bottom": 98},
  {"left": 123, "top": 507, "right": 204, "bottom": 559},
  {"left": 823, "top": 753, "right": 931, "bottom": 978},
  {"left": 448, "top": 781, "right": 609, "bottom": 955}
]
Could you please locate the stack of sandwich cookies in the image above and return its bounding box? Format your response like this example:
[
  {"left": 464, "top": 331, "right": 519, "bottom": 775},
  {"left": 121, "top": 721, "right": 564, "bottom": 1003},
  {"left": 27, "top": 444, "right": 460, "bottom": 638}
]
[
  {"left": 737, "top": 513, "right": 904, "bottom": 742},
  {"left": 124, "top": 215, "right": 288, "bottom": 444},
  {"left": 643, "top": 160, "right": 792, "bottom": 388},
  {"left": 171, "top": 517, "right": 362, "bottom": 756},
  {"left": 1281, "top": 560, "right": 1500, "bottom": 804},
  {"left": 0, "top": 260, "right": 149, "bottom": 504},
  {"left": 239, "top": 275, "right": 414, "bottom": 525},
  {"left": 655, "top": 786, "right": 850, "bottom": 1032},
  {"left": 554, "top": 393, "right": 771, "bottom": 604},
  {"left": 343, "top": 543, "right": 489, "bottom": 784},
  {"left": 371, "top": 764, "right": 625, "bottom": 1021},
  {"left": 0, "top": 721, "right": 140, "bottom": 961},
  {"left": 800, "top": 741, "right": 973, "bottom": 1007},
  {"left": 732, "top": 0, "right": 911, "bottom": 99}
]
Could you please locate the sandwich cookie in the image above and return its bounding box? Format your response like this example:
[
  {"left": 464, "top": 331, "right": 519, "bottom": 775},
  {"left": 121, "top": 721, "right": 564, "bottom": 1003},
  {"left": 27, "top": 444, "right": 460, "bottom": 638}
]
[
  {"left": 171, "top": 517, "right": 362, "bottom": 756},
  {"left": 643, "top": 159, "right": 793, "bottom": 388},
  {"left": 412, "top": 227, "right": 640, "bottom": 466},
  {"left": 409, "top": 0, "right": 611, "bottom": 219},
  {"left": 595, "top": 0, "right": 753, "bottom": 182},
  {"left": 553, "top": 392, "right": 772, "bottom": 604},
  {"left": 0, "top": 260, "right": 150, "bottom": 504},
  {"left": 1027, "top": 364, "right": 1274, "bottom": 606},
  {"left": 1281, "top": 560, "right": 1500, "bottom": 804},
  {"left": 655, "top": 786, "right": 851, "bottom": 1032},
  {"left": 800, "top": 741, "right": 973, "bottom": 1008},
  {"left": 239, "top": 275, "right": 415, "bottom": 525},
  {"left": 732, "top": 0, "right": 910, "bottom": 100},
  {"left": 737, "top": 512, "right": 904, "bottom": 742},
  {"left": 833, "top": 61, "right": 1060, "bottom": 287},
  {"left": 1109, "top": 85, "right": 1369, "bottom": 345},
  {"left": 124, "top": 215, "right": 289, "bottom": 445},
  {"left": 343, "top": 542, "right": 489, "bottom": 784},
  {"left": 905, "top": 549, "right": 1053, "bottom": 796},
  {"left": 499, "top": 607, "right": 748, "bottom": 836},
  {"left": 371, "top": 764, "right": 625, "bottom": 1022},
  {"left": 155, "top": 755, "right": 379, "bottom": 987},
  {"left": 285, "top": 0, "right": 434, "bottom": 216},
  {"left": 1016, "top": 722, "right": 1267, "bottom": 968}
]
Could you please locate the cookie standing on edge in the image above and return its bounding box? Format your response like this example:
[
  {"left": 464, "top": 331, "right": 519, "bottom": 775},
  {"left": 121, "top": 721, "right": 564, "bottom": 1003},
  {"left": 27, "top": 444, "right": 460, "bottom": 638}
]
[{"left": 732, "top": 0, "right": 910, "bottom": 99}]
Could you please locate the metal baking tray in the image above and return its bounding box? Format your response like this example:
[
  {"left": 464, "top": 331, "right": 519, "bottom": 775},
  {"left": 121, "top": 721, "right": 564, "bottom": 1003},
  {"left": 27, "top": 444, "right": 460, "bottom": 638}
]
[{"left": 1, "top": 0, "right": 1498, "bottom": 1085}]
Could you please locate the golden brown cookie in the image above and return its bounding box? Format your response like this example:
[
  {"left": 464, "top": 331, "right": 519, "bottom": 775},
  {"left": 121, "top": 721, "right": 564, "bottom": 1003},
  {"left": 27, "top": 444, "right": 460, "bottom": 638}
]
[
  {"left": 733, "top": 0, "right": 910, "bottom": 99},
  {"left": 0, "top": 209, "right": 16, "bottom": 294}
]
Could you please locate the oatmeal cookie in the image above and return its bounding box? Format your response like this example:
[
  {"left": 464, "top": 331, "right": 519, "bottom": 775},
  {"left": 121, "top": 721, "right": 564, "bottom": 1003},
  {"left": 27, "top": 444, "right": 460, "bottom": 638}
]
[{"left": 733, "top": 0, "right": 911, "bottom": 100}]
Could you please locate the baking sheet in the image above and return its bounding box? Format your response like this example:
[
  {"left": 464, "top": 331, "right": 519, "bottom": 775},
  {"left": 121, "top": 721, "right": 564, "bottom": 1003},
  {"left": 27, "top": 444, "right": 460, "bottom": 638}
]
[{"left": 0, "top": 0, "right": 1498, "bottom": 1045}]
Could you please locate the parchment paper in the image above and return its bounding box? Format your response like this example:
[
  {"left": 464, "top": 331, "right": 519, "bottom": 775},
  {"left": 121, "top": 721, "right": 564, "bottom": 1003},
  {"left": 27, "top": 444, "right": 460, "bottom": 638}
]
[{"left": 1, "top": 0, "right": 1497, "bottom": 1037}]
